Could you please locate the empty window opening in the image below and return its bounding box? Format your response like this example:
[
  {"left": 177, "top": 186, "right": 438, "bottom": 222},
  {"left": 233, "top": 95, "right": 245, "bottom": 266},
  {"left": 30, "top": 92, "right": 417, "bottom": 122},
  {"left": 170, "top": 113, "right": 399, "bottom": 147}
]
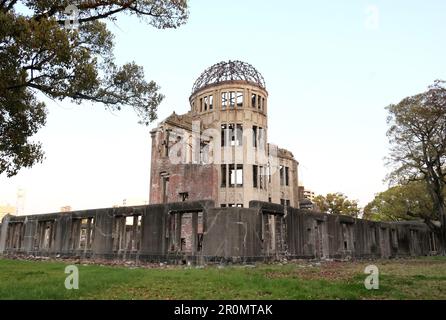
[
  {"left": 179, "top": 192, "right": 189, "bottom": 202},
  {"left": 259, "top": 166, "right": 264, "bottom": 189},
  {"left": 285, "top": 167, "right": 289, "bottom": 186},
  {"left": 161, "top": 173, "right": 169, "bottom": 203},
  {"left": 203, "top": 96, "right": 208, "bottom": 111},
  {"left": 252, "top": 126, "right": 258, "bottom": 147},
  {"left": 221, "top": 92, "right": 227, "bottom": 110},
  {"left": 229, "top": 123, "right": 243, "bottom": 146},
  {"left": 180, "top": 213, "right": 193, "bottom": 252},
  {"left": 36, "top": 221, "right": 55, "bottom": 251},
  {"left": 168, "top": 212, "right": 203, "bottom": 253},
  {"left": 253, "top": 165, "right": 258, "bottom": 188},
  {"left": 237, "top": 92, "right": 243, "bottom": 107},
  {"left": 180, "top": 238, "right": 186, "bottom": 251},
  {"left": 197, "top": 212, "right": 204, "bottom": 252},
  {"left": 111, "top": 215, "right": 141, "bottom": 252},
  {"left": 233, "top": 124, "right": 243, "bottom": 146},
  {"left": 261, "top": 166, "right": 267, "bottom": 190},
  {"left": 258, "top": 127, "right": 265, "bottom": 149},
  {"left": 6, "top": 222, "right": 24, "bottom": 250},
  {"left": 229, "top": 164, "right": 243, "bottom": 187},
  {"left": 78, "top": 218, "right": 95, "bottom": 251},
  {"left": 209, "top": 95, "right": 213, "bottom": 110},
  {"left": 341, "top": 223, "right": 353, "bottom": 251},
  {"left": 130, "top": 215, "right": 142, "bottom": 251},
  {"left": 112, "top": 216, "right": 126, "bottom": 252},
  {"left": 221, "top": 164, "right": 227, "bottom": 187},
  {"left": 229, "top": 91, "right": 236, "bottom": 108},
  {"left": 228, "top": 204, "right": 243, "bottom": 207},
  {"left": 221, "top": 124, "right": 227, "bottom": 146},
  {"left": 221, "top": 123, "right": 243, "bottom": 147},
  {"left": 43, "top": 225, "right": 51, "bottom": 249},
  {"left": 168, "top": 214, "right": 177, "bottom": 252},
  {"left": 280, "top": 166, "right": 285, "bottom": 186},
  {"left": 251, "top": 93, "right": 257, "bottom": 108},
  {"left": 163, "top": 129, "right": 170, "bottom": 157}
]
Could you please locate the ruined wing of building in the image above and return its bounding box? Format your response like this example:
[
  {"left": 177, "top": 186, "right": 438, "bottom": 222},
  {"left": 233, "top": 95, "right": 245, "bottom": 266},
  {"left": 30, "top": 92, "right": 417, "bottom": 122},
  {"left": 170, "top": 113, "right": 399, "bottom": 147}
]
[
  {"left": 149, "top": 60, "right": 299, "bottom": 208},
  {"left": 0, "top": 61, "right": 442, "bottom": 263}
]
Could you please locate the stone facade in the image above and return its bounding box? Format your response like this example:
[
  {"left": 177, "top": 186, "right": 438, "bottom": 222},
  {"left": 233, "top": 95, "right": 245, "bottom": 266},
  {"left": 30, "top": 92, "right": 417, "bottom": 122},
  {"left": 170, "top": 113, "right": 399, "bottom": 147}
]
[
  {"left": 0, "top": 201, "right": 441, "bottom": 263},
  {"left": 149, "top": 61, "right": 299, "bottom": 208}
]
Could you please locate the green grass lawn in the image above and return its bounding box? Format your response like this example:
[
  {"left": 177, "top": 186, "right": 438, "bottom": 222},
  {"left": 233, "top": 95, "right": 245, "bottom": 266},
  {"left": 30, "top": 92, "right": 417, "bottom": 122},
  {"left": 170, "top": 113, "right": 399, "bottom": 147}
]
[{"left": 0, "top": 257, "right": 445, "bottom": 299}]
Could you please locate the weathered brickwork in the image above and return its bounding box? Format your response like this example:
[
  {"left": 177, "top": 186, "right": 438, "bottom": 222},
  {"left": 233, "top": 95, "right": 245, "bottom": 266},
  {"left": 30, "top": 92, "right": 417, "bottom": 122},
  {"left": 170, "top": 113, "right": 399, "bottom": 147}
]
[{"left": 149, "top": 61, "right": 300, "bottom": 208}]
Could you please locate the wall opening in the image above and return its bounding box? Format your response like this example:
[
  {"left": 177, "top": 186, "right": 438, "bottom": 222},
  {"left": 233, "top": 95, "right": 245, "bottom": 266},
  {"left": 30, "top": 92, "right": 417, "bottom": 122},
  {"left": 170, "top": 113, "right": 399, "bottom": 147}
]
[
  {"left": 221, "top": 92, "right": 227, "bottom": 110},
  {"left": 161, "top": 172, "right": 170, "bottom": 203},
  {"left": 341, "top": 222, "right": 353, "bottom": 252},
  {"left": 262, "top": 212, "right": 284, "bottom": 256},
  {"left": 112, "top": 215, "right": 142, "bottom": 252},
  {"left": 168, "top": 211, "right": 204, "bottom": 254},
  {"left": 71, "top": 217, "right": 95, "bottom": 251},
  {"left": 253, "top": 165, "right": 258, "bottom": 188},
  {"left": 6, "top": 222, "right": 24, "bottom": 250},
  {"left": 429, "top": 232, "right": 437, "bottom": 253},
  {"left": 251, "top": 93, "right": 257, "bottom": 108},
  {"left": 179, "top": 192, "right": 189, "bottom": 202},
  {"left": 229, "top": 164, "right": 243, "bottom": 187},
  {"left": 237, "top": 92, "right": 243, "bottom": 108},
  {"left": 36, "top": 220, "right": 55, "bottom": 251}
]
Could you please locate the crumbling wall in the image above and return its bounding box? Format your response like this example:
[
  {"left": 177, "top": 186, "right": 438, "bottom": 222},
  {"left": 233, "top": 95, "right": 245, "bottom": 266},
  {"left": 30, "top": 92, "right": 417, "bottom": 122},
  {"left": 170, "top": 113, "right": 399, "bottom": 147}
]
[
  {"left": 150, "top": 163, "right": 218, "bottom": 204},
  {"left": 0, "top": 200, "right": 440, "bottom": 263}
]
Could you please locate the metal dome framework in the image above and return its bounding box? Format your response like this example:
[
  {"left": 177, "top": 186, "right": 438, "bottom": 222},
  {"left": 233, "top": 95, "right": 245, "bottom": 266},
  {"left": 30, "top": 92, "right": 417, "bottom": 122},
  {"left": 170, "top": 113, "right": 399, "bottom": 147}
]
[{"left": 191, "top": 60, "right": 266, "bottom": 94}]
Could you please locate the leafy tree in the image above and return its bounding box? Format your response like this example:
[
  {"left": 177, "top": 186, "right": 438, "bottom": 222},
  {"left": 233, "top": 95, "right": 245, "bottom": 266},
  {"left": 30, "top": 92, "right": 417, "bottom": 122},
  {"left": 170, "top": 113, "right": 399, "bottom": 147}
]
[
  {"left": 386, "top": 80, "right": 446, "bottom": 253},
  {"left": 313, "top": 192, "right": 360, "bottom": 217},
  {"left": 363, "top": 181, "right": 434, "bottom": 222},
  {"left": 0, "top": 0, "right": 189, "bottom": 177}
]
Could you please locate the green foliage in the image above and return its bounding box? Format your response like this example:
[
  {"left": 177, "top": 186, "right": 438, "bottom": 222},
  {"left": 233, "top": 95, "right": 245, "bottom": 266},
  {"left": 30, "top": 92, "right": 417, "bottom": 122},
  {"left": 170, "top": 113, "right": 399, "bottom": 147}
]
[
  {"left": 313, "top": 192, "right": 360, "bottom": 217},
  {"left": 0, "top": 1, "right": 189, "bottom": 176},
  {"left": 385, "top": 80, "right": 446, "bottom": 246},
  {"left": 363, "top": 181, "right": 434, "bottom": 221}
]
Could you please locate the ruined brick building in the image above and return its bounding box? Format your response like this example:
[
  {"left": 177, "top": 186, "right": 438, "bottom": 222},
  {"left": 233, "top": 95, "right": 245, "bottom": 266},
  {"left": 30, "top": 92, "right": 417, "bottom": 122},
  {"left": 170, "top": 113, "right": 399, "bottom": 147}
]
[
  {"left": 149, "top": 60, "right": 299, "bottom": 208},
  {"left": 0, "top": 61, "right": 442, "bottom": 263}
]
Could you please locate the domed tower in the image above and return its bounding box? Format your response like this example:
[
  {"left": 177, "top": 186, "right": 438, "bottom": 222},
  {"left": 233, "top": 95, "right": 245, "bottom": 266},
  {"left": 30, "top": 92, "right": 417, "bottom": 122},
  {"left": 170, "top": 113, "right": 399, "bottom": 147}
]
[{"left": 150, "top": 60, "right": 299, "bottom": 208}]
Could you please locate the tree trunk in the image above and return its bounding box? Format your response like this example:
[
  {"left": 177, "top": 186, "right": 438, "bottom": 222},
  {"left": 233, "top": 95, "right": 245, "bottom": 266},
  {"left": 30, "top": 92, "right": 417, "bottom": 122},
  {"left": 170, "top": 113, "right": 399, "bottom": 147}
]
[{"left": 424, "top": 173, "right": 446, "bottom": 255}]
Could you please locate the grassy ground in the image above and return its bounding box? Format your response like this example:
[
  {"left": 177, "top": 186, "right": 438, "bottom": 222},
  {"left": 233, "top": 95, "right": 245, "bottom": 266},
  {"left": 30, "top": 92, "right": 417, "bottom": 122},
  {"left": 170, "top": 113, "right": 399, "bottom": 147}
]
[{"left": 0, "top": 257, "right": 445, "bottom": 299}]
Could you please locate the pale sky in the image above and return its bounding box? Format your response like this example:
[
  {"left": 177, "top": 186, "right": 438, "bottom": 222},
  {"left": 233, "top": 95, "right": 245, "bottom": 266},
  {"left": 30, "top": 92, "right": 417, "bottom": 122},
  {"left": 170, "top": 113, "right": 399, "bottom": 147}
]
[{"left": 1, "top": 0, "right": 446, "bottom": 214}]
